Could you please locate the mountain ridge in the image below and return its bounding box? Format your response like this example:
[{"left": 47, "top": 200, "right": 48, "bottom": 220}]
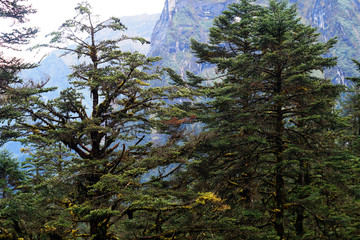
[{"left": 149, "top": 0, "right": 360, "bottom": 84}]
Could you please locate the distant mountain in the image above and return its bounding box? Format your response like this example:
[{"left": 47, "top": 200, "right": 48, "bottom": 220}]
[
  {"left": 20, "top": 0, "right": 360, "bottom": 98},
  {"left": 149, "top": 0, "right": 360, "bottom": 84},
  {"left": 149, "top": 0, "right": 238, "bottom": 77},
  {"left": 290, "top": 0, "right": 360, "bottom": 84}
]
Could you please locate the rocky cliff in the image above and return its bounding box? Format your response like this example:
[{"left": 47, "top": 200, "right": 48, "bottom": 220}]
[
  {"left": 292, "top": 0, "right": 360, "bottom": 84},
  {"left": 149, "top": 0, "right": 360, "bottom": 84},
  {"left": 148, "top": 0, "right": 238, "bottom": 77}
]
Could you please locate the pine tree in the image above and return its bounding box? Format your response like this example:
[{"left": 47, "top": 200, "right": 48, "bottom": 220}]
[{"left": 169, "top": 0, "right": 357, "bottom": 238}]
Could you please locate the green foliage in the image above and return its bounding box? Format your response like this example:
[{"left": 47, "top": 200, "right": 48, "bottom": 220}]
[
  {"left": 342, "top": 59, "right": 360, "bottom": 154},
  {"left": 0, "top": 150, "right": 24, "bottom": 197},
  {"left": 0, "top": 0, "right": 38, "bottom": 146},
  {"left": 0, "top": 2, "right": 188, "bottom": 239},
  {"left": 1, "top": 0, "right": 360, "bottom": 239},
  {"left": 165, "top": 0, "right": 360, "bottom": 239},
  {"left": 0, "top": 150, "right": 29, "bottom": 239}
]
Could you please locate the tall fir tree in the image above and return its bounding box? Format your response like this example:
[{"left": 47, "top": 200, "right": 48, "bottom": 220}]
[{"left": 167, "top": 0, "right": 359, "bottom": 238}]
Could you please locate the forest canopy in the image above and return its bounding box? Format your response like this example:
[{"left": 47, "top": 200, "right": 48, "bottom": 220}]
[{"left": 1, "top": 0, "right": 360, "bottom": 239}]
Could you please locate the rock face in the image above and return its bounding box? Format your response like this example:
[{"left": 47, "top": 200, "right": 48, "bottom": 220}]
[
  {"left": 149, "top": 0, "right": 360, "bottom": 84},
  {"left": 148, "top": 0, "right": 238, "bottom": 77},
  {"left": 291, "top": 0, "right": 360, "bottom": 84}
]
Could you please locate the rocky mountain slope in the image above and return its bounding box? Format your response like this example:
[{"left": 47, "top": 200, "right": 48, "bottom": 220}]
[
  {"left": 149, "top": 0, "right": 360, "bottom": 84},
  {"left": 293, "top": 0, "right": 360, "bottom": 84},
  {"left": 149, "top": 0, "right": 239, "bottom": 77}
]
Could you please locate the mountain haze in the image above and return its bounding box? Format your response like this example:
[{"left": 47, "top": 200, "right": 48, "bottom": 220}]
[{"left": 20, "top": 14, "right": 160, "bottom": 97}]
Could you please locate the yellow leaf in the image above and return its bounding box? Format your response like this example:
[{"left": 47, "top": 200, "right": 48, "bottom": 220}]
[
  {"left": 284, "top": 204, "right": 293, "bottom": 208},
  {"left": 20, "top": 148, "right": 30, "bottom": 153},
  {"left": 196, "top": 192, "right": 222, "bottom": 204},
  {"left": 215, "top": 204, "right": 231, "bottom": 211},
  {"left": 71, "top": 229, "right": 78, "bottom": 236},
  {"left": 135, "top": 79, "right": 150, "bottom": 86}
]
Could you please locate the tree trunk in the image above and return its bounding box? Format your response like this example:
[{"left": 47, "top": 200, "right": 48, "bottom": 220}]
[
  {"left": 295, "top": 159, "right": 310, "bottom": 236},
  {"left": 274, "top": 76, "right": 285, "bottom": 239},
  {"left": 274, "top": 157, "right": 285, "bottom": 239},
  {"left": 90, "top": 217, "right": 109, "bottom": 240}
]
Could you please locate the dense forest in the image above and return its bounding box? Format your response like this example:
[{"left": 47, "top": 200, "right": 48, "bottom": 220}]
[{"left": 1, "top": 0, "right": 360, "bottom": 239}]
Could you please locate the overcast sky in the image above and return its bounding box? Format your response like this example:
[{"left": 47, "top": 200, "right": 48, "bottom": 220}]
[
  {"left": 29, "top": 0, "right": 165, "bottom": 36},
  {"left": 1, "top": 0, "right": 165, "bottom": 60}
]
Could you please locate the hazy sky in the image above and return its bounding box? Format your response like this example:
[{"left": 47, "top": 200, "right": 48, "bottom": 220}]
[
  {"left": 29, "top": 0, "right": 165, "bottom": 36},
  {"left": 1, "top": 0, "right": 165, "bottom": 60}
]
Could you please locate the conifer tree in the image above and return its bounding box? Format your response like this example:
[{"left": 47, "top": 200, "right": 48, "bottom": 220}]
[
  {"left": 343, "top": 59, "right": 360, "bottom": 153},
  {"left": 6, "top": 2, "right": 187, "bottom": 239},
  {"left": 169, "top": 0, "right": 358, "bottom": 238},
  {"left": 0, "top": 150, "right": 26, "bottom": 238},
  {"left": 0, "top": 1, "right": 39, "bottom": 238},
  {"left": 0, "top": 0, "right": 37, "bottom": 144}
]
